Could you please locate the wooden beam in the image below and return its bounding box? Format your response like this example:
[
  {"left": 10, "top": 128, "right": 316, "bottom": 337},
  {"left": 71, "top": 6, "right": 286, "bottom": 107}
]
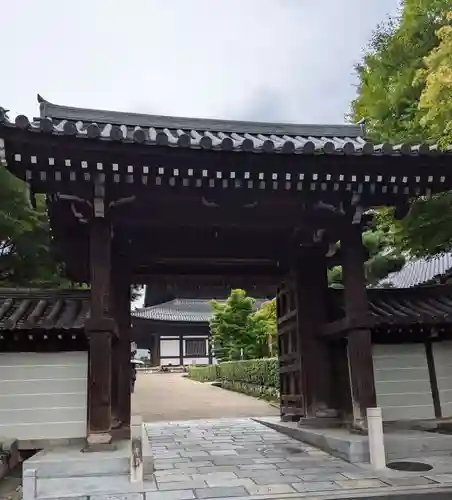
[
  {"left": 341, "top": 223, "right": 377, "bottom": 431},
  {"left": 321, "top": 316, "right": 376, "bottom": 338},
  {"left": 86, "top": 216, "right": 115, "bottom": 446}
]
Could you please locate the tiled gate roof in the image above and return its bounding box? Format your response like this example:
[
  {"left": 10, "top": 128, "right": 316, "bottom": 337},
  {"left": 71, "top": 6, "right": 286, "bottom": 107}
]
[{"left": 378, "top": 253, "right": 452, "bottom": 289}]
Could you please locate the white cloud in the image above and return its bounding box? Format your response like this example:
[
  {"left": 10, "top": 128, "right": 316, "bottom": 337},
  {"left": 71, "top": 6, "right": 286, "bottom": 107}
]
[{"left": 2, "top": 0, "right": 399, "bottom": 123}]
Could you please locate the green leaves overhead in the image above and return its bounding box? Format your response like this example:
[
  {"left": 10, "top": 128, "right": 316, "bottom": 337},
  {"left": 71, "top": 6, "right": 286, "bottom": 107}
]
[{"left": 352, "top": 0, "right": 452, "bottom": 258}]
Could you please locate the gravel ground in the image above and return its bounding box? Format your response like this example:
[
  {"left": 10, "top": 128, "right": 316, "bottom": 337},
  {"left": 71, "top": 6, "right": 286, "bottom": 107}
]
[{"left": 131, "top": 372, "right": 278, "bottom": 422}]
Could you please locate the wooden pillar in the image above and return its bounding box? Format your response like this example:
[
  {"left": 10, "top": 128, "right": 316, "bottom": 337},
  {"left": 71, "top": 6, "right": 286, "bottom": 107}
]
[
  {"left": 86, "top": 217, "right": 115, "bottom": 446},
  {"left": 341, "top": 223, "right": 377, "bottom": 430},
  {"left": 149, "top": 334, "right": 161, "bottom": 367},
  {"left": 117, "top": 283, "right": 132, "bottom": 433},
  {"left": 179, "top": 335, "right": 184, "bottom": 366},
  {"left": 294, "top": 249, "right": 336, "bottom": 420},
  {"left": 110, "top": 259, "right": 132, "bottom": 438}
]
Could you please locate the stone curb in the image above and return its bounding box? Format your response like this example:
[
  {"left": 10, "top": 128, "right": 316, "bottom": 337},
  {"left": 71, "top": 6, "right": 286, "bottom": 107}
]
[{"left": 35, "top": 482, "right": 452, "bottom": 500}]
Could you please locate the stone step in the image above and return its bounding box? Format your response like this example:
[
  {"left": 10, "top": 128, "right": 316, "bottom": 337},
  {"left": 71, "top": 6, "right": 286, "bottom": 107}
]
[
  {"left": 35, "top": 474, "right": 158, "bottom": 499},
  {"left": 255, "top": 417, "right": 452, "bottom": 463},
  {"left": 23, "top": 431, "right": 153, "bottom": 480},
  {"left": 24, "top": 447, "right": 132, "bottom": 478}
]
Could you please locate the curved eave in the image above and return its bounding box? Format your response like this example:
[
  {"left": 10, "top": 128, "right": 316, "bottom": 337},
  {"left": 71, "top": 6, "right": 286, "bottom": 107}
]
[{"left": 1, "top": 106, "right": 449, "bottom": 157}]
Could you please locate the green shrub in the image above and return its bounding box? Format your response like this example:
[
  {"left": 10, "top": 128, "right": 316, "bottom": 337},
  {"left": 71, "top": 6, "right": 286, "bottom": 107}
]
[
  {"left": 187, "top": 364, "right": 219, "bottom": 382},
  {"left": 188, "top": 358, "right": 280, "bottom": 401},
  {"left": 218, "top": 358, "right": 279, "bottom": 388}
]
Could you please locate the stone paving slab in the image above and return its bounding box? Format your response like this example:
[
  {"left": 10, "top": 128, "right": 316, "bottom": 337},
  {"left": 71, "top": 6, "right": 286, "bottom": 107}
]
[
  {"left": 141, "top": 418, "right": 452, "bottom": 499},
  {"left": 27, "top": 417, "right": 452, "bottom": 499}
]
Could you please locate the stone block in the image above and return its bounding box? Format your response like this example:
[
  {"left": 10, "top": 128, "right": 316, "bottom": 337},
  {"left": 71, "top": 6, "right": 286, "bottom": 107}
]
[
  {"left": 179, "top": 451, "right": 208, "bottom": 458},
  {"left": 196, "top": 466, "right": 240, "bottom": 474},
  {"left": 382, "top": 476, "right": 438, "bottom": 486},
  {"left": 194, "top": 486, "right": 248, "bottom": 498},
  {"left": 212, "top": 457, "right": 254, "bottom": 466},
  {"left": 90, "top": 495, "right": 143, "bottom": 500},
  {"left": 245, "top": 483, "right": 296, "bottom": 495},
  {"left": 208, "top": 478, "right": 255, "bottom": 488},
  {"left": 252, "top": 475, "right": 300, "bottom": 484},
  {"left": 22, "top": 468, "right": 36, "bottom": 500},
  {"left": 299, "top": 473, "right": 348, "bottom": 482},
  {"left": 236, "top": 470, "right": 284, "bottom": 479},
  {"left": 155, "top": 474, "right": 192, "bottom": 483},
  {"left": 145, "top": 491, "right": 195, "bottom": 500},
  {"left": 335, "top": 479, "right": 387, "bottom": 489},
  {"left": 292, "top": 481, "right": 340, "bottom": 493},
  {"left": 207, "top": 450, "right": 238, "bottom": 456},
  {"left": 156, "top": 480, "right": 207, "bottom": 491},
  {"left": 237, "top": 463, "right": 277, "bottom": 470},
  {"left": 192, "top": 472, "right": 238, "bottom": 482}
]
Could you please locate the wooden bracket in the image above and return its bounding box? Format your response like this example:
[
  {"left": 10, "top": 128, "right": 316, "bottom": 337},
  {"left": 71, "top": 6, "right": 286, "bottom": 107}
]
[{"left": 93, "top": 175, "right": 106, "bottom": 218}]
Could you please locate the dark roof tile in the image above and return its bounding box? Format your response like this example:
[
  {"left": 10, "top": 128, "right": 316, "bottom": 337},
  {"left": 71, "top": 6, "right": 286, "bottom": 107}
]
[
  {"left": 0, "top": 97, "right": 448, "bottom": 157},
  {"left": 133, "top": 298, "right": 267, "bottom": 323},
  {"left": 0, "top": 289, "right": 90, "bottom": 331},
  {"left": 378, "top": 253, "right": 452, "bottom": 288}
]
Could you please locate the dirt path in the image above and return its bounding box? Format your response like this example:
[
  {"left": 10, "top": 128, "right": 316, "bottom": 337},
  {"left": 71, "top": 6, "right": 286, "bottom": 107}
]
[{"left": 132, "top": 372, "right": 278, "bottom": 422}]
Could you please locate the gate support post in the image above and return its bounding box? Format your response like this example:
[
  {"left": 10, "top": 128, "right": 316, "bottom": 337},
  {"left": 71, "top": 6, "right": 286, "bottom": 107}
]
[
  {"left": 341, "top": 223, "right": 377, "bottom": 431},
  {"left": 86, "top": 216, "right": 115, "bottom": 447},
  {"left": 294, "top": 248, "right": 336, "bottom": 422},
  {"left": 111, "top": 264, "right": 132, "bottom": 438}
]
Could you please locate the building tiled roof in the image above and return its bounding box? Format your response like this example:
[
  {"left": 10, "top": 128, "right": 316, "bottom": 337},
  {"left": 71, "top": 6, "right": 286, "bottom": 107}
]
[
  {"left": 325, "top": 285, "right": 452, "bottom": 335},
  {"left": 0, "top": 290, "right": 268, "bottom": 330},
  {"left": 367, "top": 286, "right": 452, "bottom": 326},
  {"left": 0, "top": 96, "right": 448, "bottom": 156},
  {"left": 378, "top": 253, "right": 452, "bottom": 289},
  {"left": 133, "top": 298, "right": 267, "bottom": 323},
  {"left": 0, "top": 289, "right": 90, "bottom": 331}
]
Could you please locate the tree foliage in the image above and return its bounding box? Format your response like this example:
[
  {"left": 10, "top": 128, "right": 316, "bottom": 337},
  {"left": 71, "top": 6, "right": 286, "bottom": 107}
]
[
  {"left": 209, "top": 290, "right": 273, "bottom": 362},
  {"left": 351, "top": 0, "right": 449, "bottom": 143},
  {"left": 248, "top": 299, "right": 277, "bottom": 355},
  {"left": 351, "top": 0, "right": 452, "bottom": 258},
  {"left": 0, "top": 164, "right": 69, "bottom": 287},
  {"left": 328, "top": 227, "right": 405, "bottom": 288}
]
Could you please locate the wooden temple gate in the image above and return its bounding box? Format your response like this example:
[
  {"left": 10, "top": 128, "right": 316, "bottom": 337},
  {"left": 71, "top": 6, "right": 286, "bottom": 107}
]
[{"left": 1, "top": 96, "right": 451, "bottom": 444}]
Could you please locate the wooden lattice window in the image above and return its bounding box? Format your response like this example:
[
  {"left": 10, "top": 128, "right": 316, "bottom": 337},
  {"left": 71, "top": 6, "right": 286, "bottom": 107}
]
[{"left": 185, "top": 338, "right": 207, "bottom": 356}]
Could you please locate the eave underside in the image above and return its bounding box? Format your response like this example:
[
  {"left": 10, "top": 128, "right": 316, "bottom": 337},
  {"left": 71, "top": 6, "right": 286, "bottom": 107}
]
[{"left": 2, "top": 120, "right": 451, "bottom": 285}]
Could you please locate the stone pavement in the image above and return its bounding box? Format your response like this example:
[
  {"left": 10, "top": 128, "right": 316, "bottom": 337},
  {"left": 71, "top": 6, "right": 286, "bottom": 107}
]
[
  {"left": 132, "top": 373, "right": 278, "bottom": 422},
  {"left": 142, "top": 418, "right": 452, "bottom": 499}
]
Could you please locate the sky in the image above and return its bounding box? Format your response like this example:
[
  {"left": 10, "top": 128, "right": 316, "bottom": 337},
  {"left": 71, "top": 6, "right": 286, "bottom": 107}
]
[
  {"left": 2, "top": 0, "right": 400, "bottom": 309},
  {"left": 2, "top": 0, "right": 399, "bottom": 124}
]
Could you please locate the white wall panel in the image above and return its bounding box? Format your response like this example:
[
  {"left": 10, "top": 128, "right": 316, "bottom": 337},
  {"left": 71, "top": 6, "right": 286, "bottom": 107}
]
[
  {"left": 372, "top": 344, "right": 434, "bottom": 421},
  {"left": 184, "top": 357, "right": 209, "bottom": 365},
  {"left": 160, "top": 358, "right": 180, "bottom": 365},
  {"left": 432, "top": 341, "right": 452, "bottom": 418},
  {"left": 0, "top": 352, "right": 88, "bottom": 441},
  {"left": 160, "top": 339, "right": 180, "bottom": 357}
]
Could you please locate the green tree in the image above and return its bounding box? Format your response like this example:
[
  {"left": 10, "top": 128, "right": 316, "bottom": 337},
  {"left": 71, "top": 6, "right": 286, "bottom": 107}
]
[
  {"left": 417, "top": 11, "right": 452, "bottom": 146},
  {"left": 209, "top": 289, "right": 271, "bottom": 361},
  {"left": 351, "top": 0, "right": 452, "bottom": 258},
  {"left": 248, "top": 299, "right": 277, "bottom": 356},
  {"left": 0, "top": 164, "right": 69, "bottom": 287},
  {"left": 351, "top": 0, "right": 448, "bottom": 143},
  {"left": 328, "top": 228, "right": 405, "bottom": 288}
]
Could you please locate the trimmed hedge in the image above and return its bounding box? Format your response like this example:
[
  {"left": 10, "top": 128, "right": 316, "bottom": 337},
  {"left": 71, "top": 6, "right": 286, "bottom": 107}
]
[
  {"left": 188, "top": 358, "right": 279, "bottom": 401},
  {"left": 187, "top": 364, "right": 219, "bottom": 382}
]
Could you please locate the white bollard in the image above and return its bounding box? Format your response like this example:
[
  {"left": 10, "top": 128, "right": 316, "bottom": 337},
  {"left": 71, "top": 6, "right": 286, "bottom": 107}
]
[
  {"left": 130, "top": 415, "right": 144, "bottom": 483},
  {"left": 367, "top": 407, "right": 386, "bottom": 470}
]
